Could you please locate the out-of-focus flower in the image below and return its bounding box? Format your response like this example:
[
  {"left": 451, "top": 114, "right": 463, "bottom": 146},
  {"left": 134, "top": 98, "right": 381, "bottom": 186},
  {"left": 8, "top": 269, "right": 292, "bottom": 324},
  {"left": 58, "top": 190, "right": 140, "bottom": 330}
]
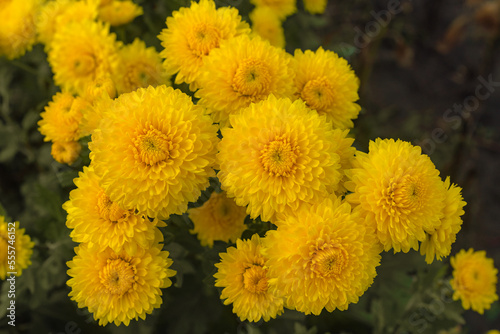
[{"left": 214, "top": 234, "right": 284, "bottom": 322}]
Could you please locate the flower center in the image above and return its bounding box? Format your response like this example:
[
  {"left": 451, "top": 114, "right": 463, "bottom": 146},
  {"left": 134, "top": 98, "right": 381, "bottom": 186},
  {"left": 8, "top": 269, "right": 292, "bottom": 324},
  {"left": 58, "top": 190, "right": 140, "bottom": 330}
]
[
  {"left": 243, "top": 265, "right": 268, "bottom": 294},
  {"left": 260, "top": 136, "right": 299, "bottom": 177},
  {"left": 232, "top": 58, "right": 271, "bottom": 97},
  {"left": 99, "top": 258, "right": 136, "bottom": 296},
  {"left": 133, "top": 126, "right": 173, "bottom": 166},
  {"left": 301, "top": 77, "right": 335, "bottom": 112},
  {"left": 311, "top": 246, "right": 347, "bottom": 277},
  {"left": 381, "top": 174, "right": 427, "bottom": 215},
  {"left": 96, "top": 190, "right": 127, "bottom": 222},
  {"left": 73, "top": 53, "right": 96, "bottom": 76},
  {"left": 187, "top": 23, "right": 221, "bottom": 57}
]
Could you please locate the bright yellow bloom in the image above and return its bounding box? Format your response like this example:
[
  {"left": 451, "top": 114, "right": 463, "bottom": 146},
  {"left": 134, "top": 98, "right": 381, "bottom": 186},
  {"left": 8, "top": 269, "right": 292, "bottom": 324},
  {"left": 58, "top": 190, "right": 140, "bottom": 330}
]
[
  {"left": 158, "top": 0, "right": 250, "bottom": 90},
  {"left": 98, "top": 0, "right": 143, "bottom": 26},
  {"left": 214, "top": 234, "right": 284, "bottom": 322},
  {"left": 196, "top": 35, "right": 295, "bottom": 128},
  {"left": 114, "top": 38, "right": 170, "bottom": 95},
  {"left": 0, "top": 0, "right": 40, "bottom": 59},
  {"left": 250, "top": 7, "right": 285, "bottom": 48},
  {"left": 420, "top": 177, "right": 466, "bottom": 264},
  {"left": 263, "top": 197, "right": 381, "bottom": 315},
  {"left": 36, "top": 0, "right": 98, "bottom": 48},
  {"left": 188, "top": 191, "right": 247, "bottom": 247},
  {"left": 304, "top": 0, "right": 328, "bottom": 14},
  {"left": 345, "top": 138, "right": 446, "bottom": 253},
  {"left": 51, "top": 141, "right": 81, "bottom": 165},
  {"left": 450, "top": 249, "right": 498, "bottom": 314},
  {"left": 218, "top": 95, "right": 354, "bottom": 223},
  {"left": 63, "top": 166, "right": 165, "bottom": 255},
  {"left": 67, "top": 242, "right": 176, "bottom": 326},
  {"left": 48, "top": 20, "right": 119, "bottom": 95},
  {"left": 292, "top": 47, "right": 361, "bottom": 130},
  {"left": 90, "top": 85, "right": 219, "bottom": 219},
  {"left": 38, "top": 92, "right": 85, "bottom": 143},
  {"left": 79, "top": 74, "right": 117, "bottom": 137},
  {"left": 0, "top": 217, "right": 34, "bottom": 279},
  {"left": 250, "top": 0, "right": 297, "bottom": 19},
  {"left": 486, "top": 330, "right": 500, "bottom": 334}
]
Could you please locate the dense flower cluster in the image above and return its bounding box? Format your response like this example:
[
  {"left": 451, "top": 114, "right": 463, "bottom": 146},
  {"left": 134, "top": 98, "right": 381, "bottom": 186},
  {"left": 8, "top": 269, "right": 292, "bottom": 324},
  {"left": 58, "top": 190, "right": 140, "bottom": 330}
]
[{"left": 0, "top": 0, "right": 488, "bottom": 328}]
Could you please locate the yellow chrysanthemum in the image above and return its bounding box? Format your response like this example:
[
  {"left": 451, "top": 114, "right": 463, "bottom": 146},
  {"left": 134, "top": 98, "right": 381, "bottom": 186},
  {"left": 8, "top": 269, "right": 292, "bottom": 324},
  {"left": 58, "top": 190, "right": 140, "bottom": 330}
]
[
  {"left": 263, "top": 197, "right": 381, "bottom": 315},
  {"left": 63, "top": 166, "right": 165, "bottom": 255},
  {"left": 51, "top": 141, "right": 81, "bottom": 165},
  {"left": 0, "top": 0, "right": 40, "bottom": 59},
  {"left": 419, "top": 177, "right": 466, "bottom": 264},
  {"left": 114, "top": 38, "right": 170, "bottom": 95},
  {"left": 214, "top": 234, "right": 284, "bottom": 322},
  {"left": 78, "top": 74, "right": 117, "bottom": 137},
  {"left": 486, "top": 330, "right": 500, "bottom": 334},
  {"left": 303, "top": 0, "right": 328, "bottom": 14},
  {"left": 250, "top": 0, "right": 297, "bottom": 19},
  {"left": 36, "top": 0, "right": 98, "bottom": 48},
  {"left": 90, "top": 85, "right": 219, "bottom": 219},
  {"left": 196, "top": 35, "right": 295, "bottom": 128},
  {"left": 188, "top": 191, "right": 247, "bottom": 247},
  {"left": 292, "top": 47, "right": 361, "bottom": 130},
  {"left": 158, "top": 0, "right": 250, "bottom": 90},
  {"left": 38, "top": 92, "right": 85, "bottom": 143},
  {"left": 218, "top": 95, "right": 354, "bottom": 223},
  {"left": 67, "top": 242, "right": 176, "bottom": 326},
  {"left": 79, "top": 91, "right": 114, "bottom": 137},
  {"left": 250, "top": 7, "right": 285, "bottom": 48},
  {"left": 0, "top": 217, "right": 34, "bottom": 279},
  {"left": 345, "top": 138, "right": 446, "bottom": 253},
  {"left": 450, "top": 248, "right": 498, "bottom": 314},
  {"left": 48, "top": 20, "right": 119, "bottom": 95},
  {"left": 98, "top": 0, "right": 143, "bottom": 26}
]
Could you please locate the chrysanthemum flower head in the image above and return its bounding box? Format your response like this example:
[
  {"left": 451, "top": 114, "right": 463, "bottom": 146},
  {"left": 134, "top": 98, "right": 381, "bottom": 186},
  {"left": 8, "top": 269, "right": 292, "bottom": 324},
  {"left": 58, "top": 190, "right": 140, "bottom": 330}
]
[
  {"left": 98, "top": 0, "right": 143, "bottom": 26},
  {"left": 158, "top": 0, "right": 250, "bottom": 90},
  {"left": 188, "top": 191, "right": 247, "bottom": 247},
  {"left": 63, "top": 166, "right": 165, "bottom": 255},
  {"left": 263, "top": 197, "right": 381, "bottom": 315},
  {"left": 89, "top": 85, "right": 219, "bottom": 219},
  {"left": 51, "top": 141, "right": 81, "bottom": 165},
  {"left": 48, "top": 20, "right": 119, "bottom": 95},
  {"left": 250, "top": 0, "right": 297, "bottom": 19},
  {"left": 250, "top": 6, "right": 285, "bottom": 48},
  {"left": 38, "top": 92, "right": 85, "bottom": 143},
  {"left": 196, "top": 34, "right": 295, "bottom": 128},
  {"left": 218, "top": 95, "right": 354, "bottom": 222},
  {"left": 67, "top": 242, "right": 176, "bottom": 326},
  {"left": 345, "top": 138, "right": 446, "bottom": 253},
  {"left": 114, "top": 38, "right": 170, "bottom": 95},
  {"left": 303, "top": 0, "right": 328, "bottom": 14},
  {"left": 419, "top": 177, "right": 466, "bottom": 264},
  {"left": 36, "top": 0, "right": 98, "bottom": 48},
  {"left": 292, "top": 47, "right": 361, "bottom": 130},
  {"left": 450, "top": 248, "right": 498, "bottom": 314},
  {"left": 214, "top": 234, "right": 284, "bottom": 322},
  {"left": 0, "top": 217, "right": 34, "bottom": 279},
  {"left": 0, "top": 0, "right": 40, "bottom": 59}
]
